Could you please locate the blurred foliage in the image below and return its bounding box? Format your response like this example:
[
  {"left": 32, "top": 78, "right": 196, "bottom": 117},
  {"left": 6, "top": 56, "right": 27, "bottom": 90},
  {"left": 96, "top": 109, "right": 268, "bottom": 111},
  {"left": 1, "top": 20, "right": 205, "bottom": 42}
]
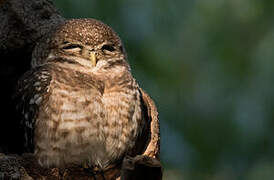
[{"left": 54, "top": 0, "right": 274, "bottom": 179}]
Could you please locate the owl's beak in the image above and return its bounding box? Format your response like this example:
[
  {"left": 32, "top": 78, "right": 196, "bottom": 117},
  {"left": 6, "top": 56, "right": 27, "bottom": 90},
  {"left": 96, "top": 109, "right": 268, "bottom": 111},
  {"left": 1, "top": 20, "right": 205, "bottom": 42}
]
[{"left": 90, "top": 52, "right": 97, "bottom": 67}]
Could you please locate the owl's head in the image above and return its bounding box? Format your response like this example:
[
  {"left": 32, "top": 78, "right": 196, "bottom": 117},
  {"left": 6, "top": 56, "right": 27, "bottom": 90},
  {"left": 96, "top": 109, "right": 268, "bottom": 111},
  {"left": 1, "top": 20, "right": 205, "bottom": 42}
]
[{"left": 32, "top": 18, "right": 128, "bottom": 70}]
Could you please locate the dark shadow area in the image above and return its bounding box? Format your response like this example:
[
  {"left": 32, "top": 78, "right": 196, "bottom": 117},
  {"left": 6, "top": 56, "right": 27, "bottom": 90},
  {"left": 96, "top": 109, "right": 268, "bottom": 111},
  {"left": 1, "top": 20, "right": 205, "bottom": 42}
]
[{"left": 0, "top": 47, "right": 31, "bottom": 154}]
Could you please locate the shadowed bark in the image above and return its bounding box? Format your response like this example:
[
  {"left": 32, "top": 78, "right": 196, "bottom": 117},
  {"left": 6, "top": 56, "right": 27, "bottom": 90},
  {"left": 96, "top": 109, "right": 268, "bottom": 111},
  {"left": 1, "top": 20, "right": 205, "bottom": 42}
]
[{"left": 0, "top": 0, "right": 162, "bottom": 179}]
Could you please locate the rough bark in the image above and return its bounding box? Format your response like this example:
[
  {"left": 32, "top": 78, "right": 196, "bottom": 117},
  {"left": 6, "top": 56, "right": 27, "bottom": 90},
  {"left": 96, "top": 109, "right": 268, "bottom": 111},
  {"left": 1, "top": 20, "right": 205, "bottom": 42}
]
[
  {"left": 0, "top": 0, "right": 162, "bottom": 179},
  {"left": 0, "top": 0, "right": 65, "bottom": 154}
]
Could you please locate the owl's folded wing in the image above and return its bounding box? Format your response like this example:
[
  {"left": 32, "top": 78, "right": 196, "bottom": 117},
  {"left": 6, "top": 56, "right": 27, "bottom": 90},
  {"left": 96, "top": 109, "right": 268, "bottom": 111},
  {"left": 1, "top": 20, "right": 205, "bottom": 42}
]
[{"left": 13, "top": 65, "right": 52, "bottom": 153}]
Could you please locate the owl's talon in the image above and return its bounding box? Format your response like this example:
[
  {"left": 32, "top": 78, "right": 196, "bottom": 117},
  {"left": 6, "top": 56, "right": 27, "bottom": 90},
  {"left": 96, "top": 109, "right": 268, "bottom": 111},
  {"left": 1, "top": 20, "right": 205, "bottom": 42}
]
[{"left": 82, "top": 162, "right": 90, "bottom": 169}]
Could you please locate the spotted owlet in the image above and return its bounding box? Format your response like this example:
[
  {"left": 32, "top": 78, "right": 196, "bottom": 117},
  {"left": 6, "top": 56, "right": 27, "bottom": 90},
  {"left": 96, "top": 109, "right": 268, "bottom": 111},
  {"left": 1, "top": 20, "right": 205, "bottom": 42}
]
[{"left": 14, "top": 18, "right": 149, "bottom": 170}]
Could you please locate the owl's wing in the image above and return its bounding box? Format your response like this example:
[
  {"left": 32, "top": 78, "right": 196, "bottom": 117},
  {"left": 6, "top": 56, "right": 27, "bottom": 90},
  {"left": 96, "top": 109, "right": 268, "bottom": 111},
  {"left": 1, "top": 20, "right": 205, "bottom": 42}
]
[{"left": 13, "top": 65, "right": 52, "bottom": 153}]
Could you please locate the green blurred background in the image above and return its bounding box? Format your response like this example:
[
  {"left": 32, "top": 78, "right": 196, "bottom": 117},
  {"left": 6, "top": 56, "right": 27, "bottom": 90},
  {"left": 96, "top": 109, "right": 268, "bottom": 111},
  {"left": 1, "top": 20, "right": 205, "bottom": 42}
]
[{"left": 54, "top": 1, "right": 274, "bottom": 179}]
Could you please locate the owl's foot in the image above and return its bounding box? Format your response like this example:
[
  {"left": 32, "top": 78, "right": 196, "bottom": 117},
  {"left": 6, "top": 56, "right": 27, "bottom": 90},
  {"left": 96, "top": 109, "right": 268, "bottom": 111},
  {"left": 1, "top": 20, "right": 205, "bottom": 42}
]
[{"left": 82, "top": 164, "right": 106, "bottom": 180}]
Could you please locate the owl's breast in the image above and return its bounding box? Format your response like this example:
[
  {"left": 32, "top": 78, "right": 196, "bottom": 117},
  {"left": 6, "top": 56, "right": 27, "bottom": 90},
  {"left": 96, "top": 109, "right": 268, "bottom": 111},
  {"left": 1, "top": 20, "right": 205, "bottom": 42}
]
[
  {"left": 33, "top": 68, "right": 144, "bottom": 169},
  {"left": 34, "top": 71, "right": 107, "bottom": 168},
  {"left": 101, "top": 79, "right": 144, "bottom": 166}
]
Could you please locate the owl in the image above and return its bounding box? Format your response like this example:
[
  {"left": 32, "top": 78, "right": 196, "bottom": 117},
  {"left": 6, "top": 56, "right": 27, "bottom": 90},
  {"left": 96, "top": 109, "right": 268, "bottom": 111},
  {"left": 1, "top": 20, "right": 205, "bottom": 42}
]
[{"left": 14, "top": 18, "right": 149, "bottom": 171}]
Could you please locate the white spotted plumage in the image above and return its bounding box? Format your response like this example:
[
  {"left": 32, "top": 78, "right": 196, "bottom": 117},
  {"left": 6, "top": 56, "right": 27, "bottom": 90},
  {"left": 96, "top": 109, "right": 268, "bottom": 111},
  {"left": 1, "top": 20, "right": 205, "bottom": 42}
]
[{"left": 14, "top": 18, "right": 149, "bottom": 170}]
